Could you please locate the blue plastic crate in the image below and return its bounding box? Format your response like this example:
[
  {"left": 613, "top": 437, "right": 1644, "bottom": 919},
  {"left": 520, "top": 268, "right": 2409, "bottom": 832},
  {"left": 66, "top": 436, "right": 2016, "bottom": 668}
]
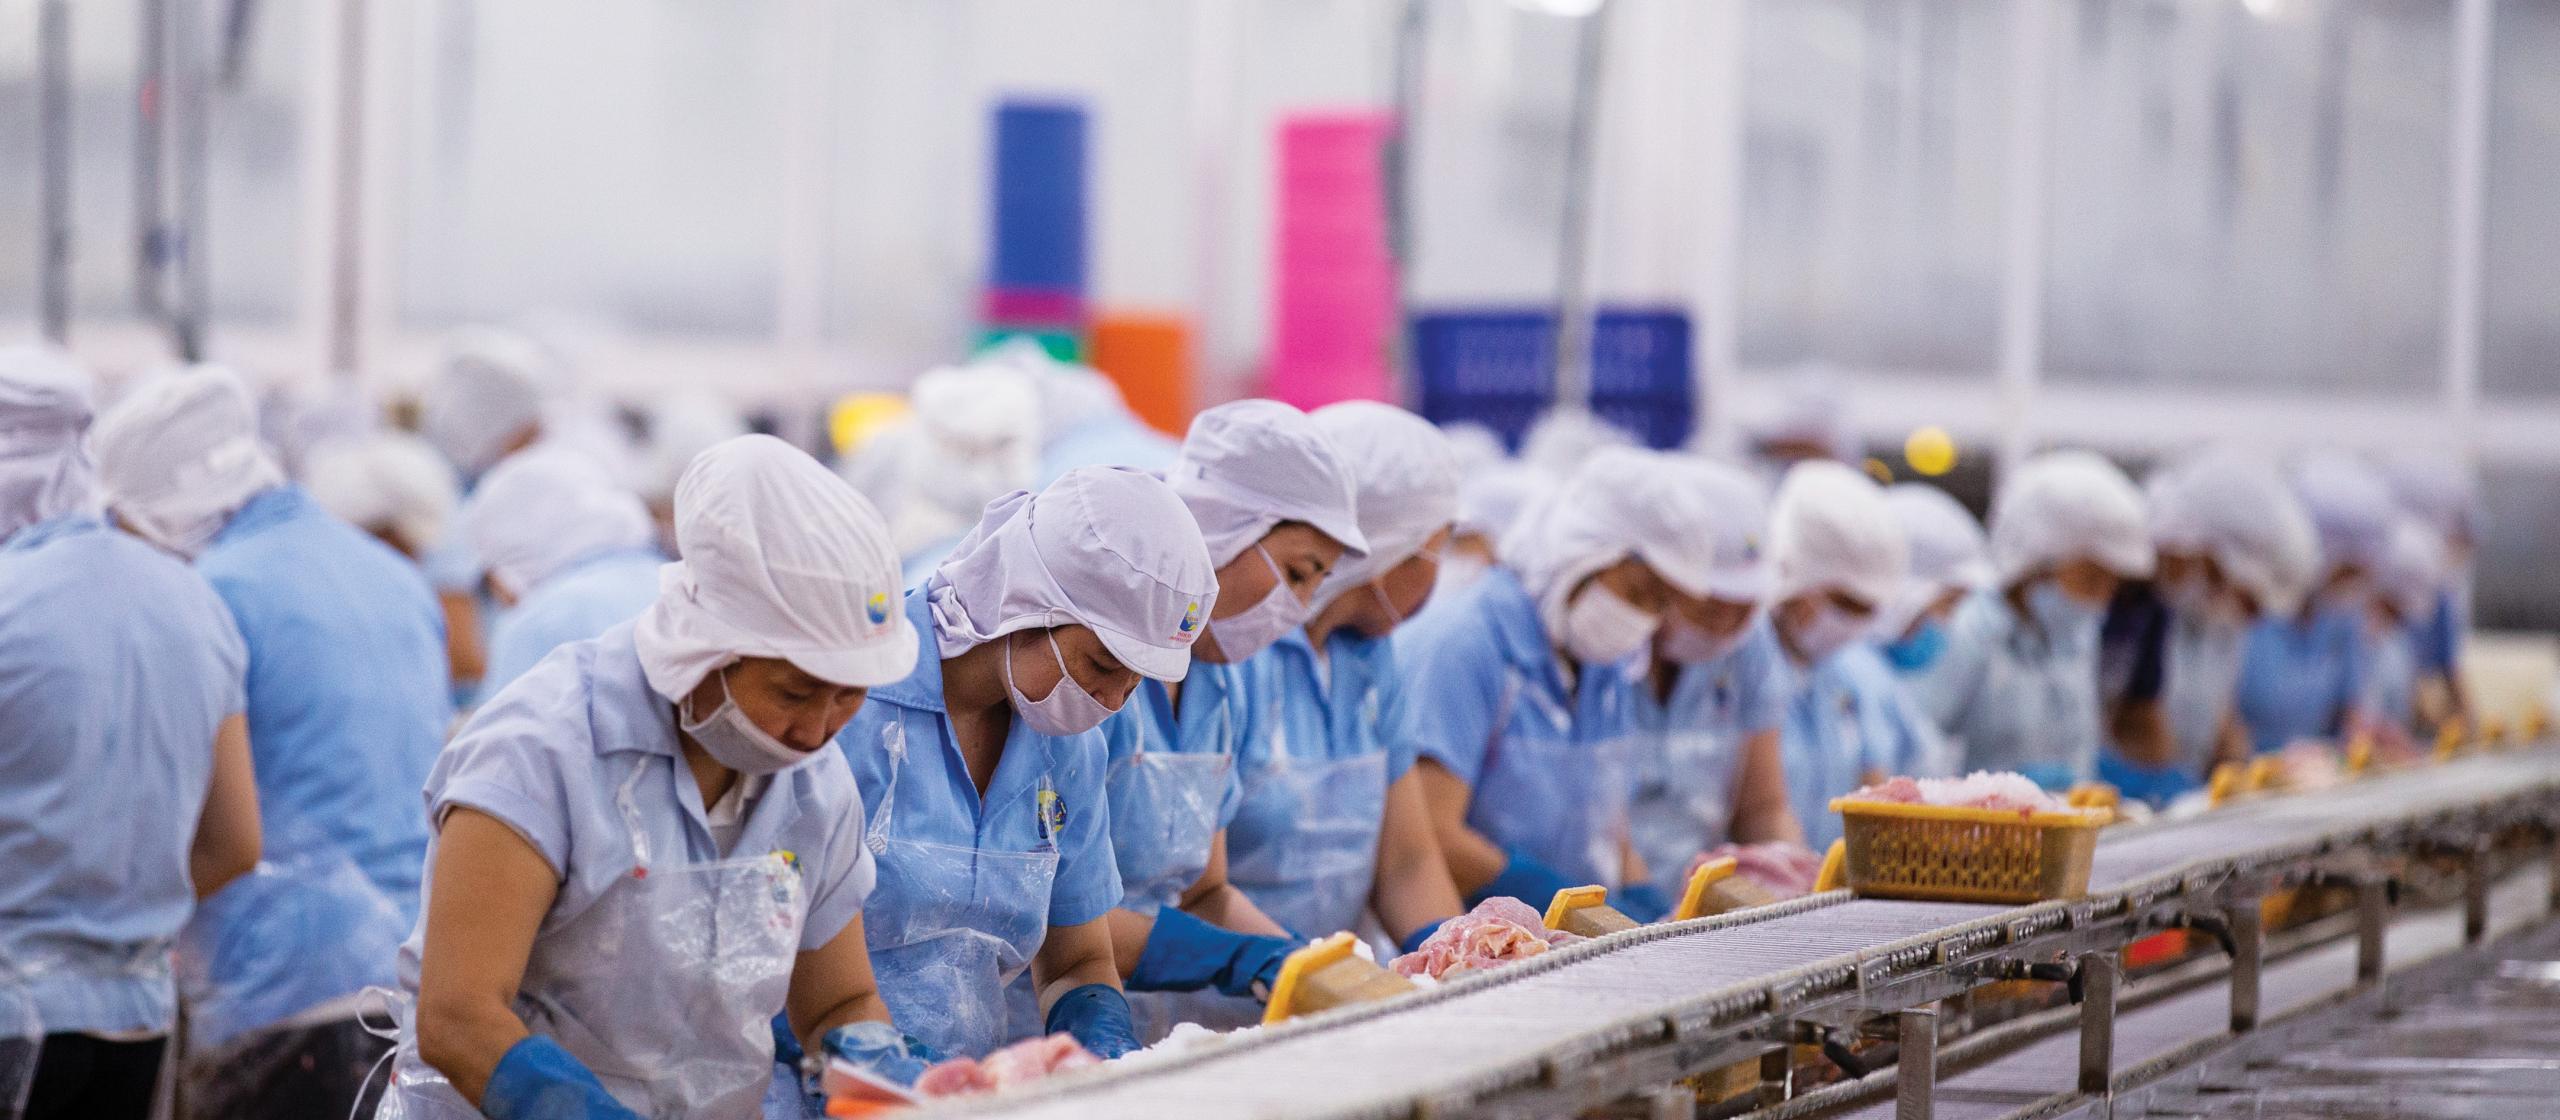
[
  {"left": 990, "top": 100, "right": 1089, "bottom": 293},
  {"left": 1410, "top": 307, "right": 1693, "bottom": 450}
]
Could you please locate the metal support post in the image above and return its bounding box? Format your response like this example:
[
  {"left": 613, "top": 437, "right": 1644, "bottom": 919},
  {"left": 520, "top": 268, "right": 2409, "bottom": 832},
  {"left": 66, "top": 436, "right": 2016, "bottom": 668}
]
[
  {"left": 2356, "top": 877, "right": 2389, "bottom": 984},
  {"left": 2229, "top": 903, "right": 2263, "bottom": 1033},
  {"left": 1896, "top": 1005, "right": 1938, "bottom": 1120},
  {"left": 2464, "top": 842, "right": 2491, "bottom": 945},
  {"left": 2077, "top": 954, "right": 2117, "bottom": 1097},
  {"left": 1756, "top": 1047, "right": 1792, "bottom": 1108}
]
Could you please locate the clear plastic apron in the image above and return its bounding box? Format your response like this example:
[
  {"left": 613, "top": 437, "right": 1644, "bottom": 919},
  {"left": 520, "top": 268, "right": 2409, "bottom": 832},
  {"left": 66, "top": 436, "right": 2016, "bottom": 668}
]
[
  {"left": 2161, "top": 617, "right": 2244, "bottom": 774},
  {"left": 177, "top": 832, "right": 408, "bottom": 1055},
  {"left": 860, "top": 721, "right": 1059, "bottom": 1059},
  {"left": 0, "top": 970, "right": 40, "bottom": 1120},
  {"left": 1103, "top": 748, "right": 1232, "bottom": 917},
  {"left": 1467, "top": 667, "right": 1632, "bottom": 889},
  {"left": 1629, "top": 669, "right": 1743, "bottom": 898},
  {"left": 376, "top": 758, "right": 808, "bottom": 1120},
  {"left": 1226, "top": 745, "right": 1391, "bottom": 940}
]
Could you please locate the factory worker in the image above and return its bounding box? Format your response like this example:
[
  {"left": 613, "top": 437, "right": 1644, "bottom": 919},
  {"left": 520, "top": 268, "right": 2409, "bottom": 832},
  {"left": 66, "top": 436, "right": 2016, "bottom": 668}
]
[
  {"left": 0, "top": 346, "right": 261, "bottom": 1120},
  {"left": 304, "top": 431, "right": 462, "bottom": 564},
  {"left": 834, "top": 466, "right": 1217, "bottom": 1061},
  {"left": 1875, "top": 484, "right": 1992, "bottom": 676},
  {"left": 1443, "top": 463, "right": 1546, "bottom": 595},
  {"left": 1403, "top": 446, "right": 1724, "bottom": 918},
  {"left": 2233, "top": 452, "right": 2397, "bottom": 754},
  {"left": 2360, "top": 518, "right": 2446, "bottom": 743},
  {"left": 1226, "top": 402, "right": 1468, "bottom": 959},
  {"left": 388, "top": 435, "right": 915, "bottom": 1120},
  {"left": 2379, "top": 452, "right": 2482, "bottom": 727},
  {"left": 638, "top": 390, "right": 749, "bottom": 557},
  {"left": 462, "top": 448, "right": 667, "bottom": 694},
  {"left": 997, "top": 340, "right": 1178, "bottom": 484},
  {"left": 416, "top": 328, "right": 560, "bottom": 700},
  {"left": 1764, "top": 462, "right": 1929, "bottom": 848},
  {"left": 2098, "top": 453, "right": 2316, "bottom": 803},
  {"left": 1908, "top": 451, "right": 2152, "bottom": 791},
  {"left": 1517, "top": 408, "right": 1635, "bottom": 480},
  {"left": 1627, "top": 459, "right": 1804, "bottom": 902},
  {"left": 91, "top": 367, "right": 449, "bottom": 1111},
  {"left": 1103, "top": 402, "right": 1366, "bottom": 1018}
]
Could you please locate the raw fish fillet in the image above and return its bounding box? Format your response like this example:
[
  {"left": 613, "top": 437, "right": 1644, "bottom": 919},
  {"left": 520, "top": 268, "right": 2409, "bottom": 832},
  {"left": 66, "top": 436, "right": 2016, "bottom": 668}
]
[
  {"left": 913, "top": 1034, "right": 1100, "bottom": 1098},
  {"left": 1388, "top": 897, "right": 1583, "bottom": 980},
  {"left": 1841, "top": 771, "right": 2072, "bottom": 818}
]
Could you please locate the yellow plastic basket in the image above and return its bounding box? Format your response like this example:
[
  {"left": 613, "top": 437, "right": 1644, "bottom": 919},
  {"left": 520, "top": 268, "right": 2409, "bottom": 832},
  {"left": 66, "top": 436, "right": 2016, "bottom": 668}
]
[{"left": 1826, "top": 799, "right": 2111, "bottom": 904}]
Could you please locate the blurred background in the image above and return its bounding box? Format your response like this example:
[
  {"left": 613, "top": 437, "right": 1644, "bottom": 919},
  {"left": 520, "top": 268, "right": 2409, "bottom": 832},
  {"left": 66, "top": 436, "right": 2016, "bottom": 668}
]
[{"left": 1, "top": 0, "right": 2553, "bottom": 625}]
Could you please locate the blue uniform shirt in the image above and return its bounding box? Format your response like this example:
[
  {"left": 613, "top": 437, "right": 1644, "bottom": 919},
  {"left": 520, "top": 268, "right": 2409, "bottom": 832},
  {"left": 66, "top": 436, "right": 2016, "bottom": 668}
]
[
  {"left": 1399, "top": 568, "right": 1641, "bottom": 888},
  {"left": 1627, "top": 624, "right": 1786, "bottom": 892},
  {"left": 834, "top": 592, "right": 1122, "bottom": 933},
  {"left": 484, "top": 547, "right": 666, "bottom": 694},
  {"left": 197, "top": 486, "right": 451, "bottom": 916},
  {"left": 1098, "top": 661, "right": 1250, "bottom": 913},
  {"left": 2233, "top": 607, "right": 2369, "bottom": 755},
  {"left": 402, "top": 621, "right": 877, "bottom": 985},
  {"left": 1779, "top": 637, "right": 1948, "bottom": 850},
  {"left": 0, "top": 514, "right": 248, "bottom": 1034},
  {"left": 1907, "top": 589, "right": 2103, "bottom": 789}
]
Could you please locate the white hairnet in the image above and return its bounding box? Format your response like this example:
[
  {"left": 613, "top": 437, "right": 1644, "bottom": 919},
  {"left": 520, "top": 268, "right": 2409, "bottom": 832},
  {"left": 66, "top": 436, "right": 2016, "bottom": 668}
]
[
  {"left": 978, "top": 338, "right": 1122, "bottom": 446},
  {"left": 1438, "top": 423, "right": 1509, "bottom": 475},
  {"left": 1518, "top": 408, "right": 1636, "bottom": 480},
  {"left": 302, "top": 432, "right": 461, "bottom": 555},
  {"left": 421, "top": 327, "right": 553, "bottom": 477},
  {"left": 0, "top": 344, "right": 98, "bottom": 542},
  {"left": 2378, "top": 451, "right": 2483, "bottom": 546},
  {"left": 1169, "top": 399, "right": 1367, "bottom": 568},
  {"left": 1987, "top": 450, "right": 2153, "bottom": 584},
  {"left": 461, "top": 447, "right": 657, "bottom": 597},
  {"left": 926, "top": 465, "right": 1219, "bottom": 683},
  {"left": 2289, "top": 450, "right": 2399, "bottom": 576},
  {"left": 2373, "top": 517, "right": 2446, "bottom": 622},
  {"left": 641, "top": 390, "right": 749, "bottom": 503},
  {"left": 1454, "top": 462, "right": 1547, "bottom": 542},
  {"left": 1746, "top": 370, "right": 1855, "bottom": 462},
  {"left": 1878, "top": 482, "right": 1989, "bottom": 638},
  {"left": 1768, "top": 461, "right": 1907, "bottom": 609},
  {"left": 92, "top": 365, "right": 286, "bottom": 557},
  {"left": 905, "top": 362, "right": 1042, "bottom": 530},
  {"left": 634, "top": 434, "right": 918, "bottom": 700},
  {"left": 1691, "top": 458, "right": 1773, "bottom": 602},
  {"left": 1309, "top": 402, "right": 1461, "bottom": 607},
  {"left": 1503, "top": 447, "right": 1723, "bottom": 637},
  {"left": 2148, "top": 448, "right": 2319, "bottom": 617}
]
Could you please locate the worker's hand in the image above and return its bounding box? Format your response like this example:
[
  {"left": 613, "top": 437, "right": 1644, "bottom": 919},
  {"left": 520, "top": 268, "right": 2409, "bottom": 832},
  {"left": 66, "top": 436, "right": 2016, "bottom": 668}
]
[
  {"left": 1127, "top": 905, "right": 1296, "bottom": 999},
  {"left": 1469, "top": 848, "right": 1576, "bottom": 912},
  {"left": 814, "top": 1021, "right": 942, "bottom": 1090},
  {"left": 1395, "top": 918, "right": 1447, "bottom": 956},
  {"left": 1044, "top": 984, "right": 1142, "bottom": 1060},
  {"left": 479, "top": 1036, "right": 645, "bottom": 1120}
]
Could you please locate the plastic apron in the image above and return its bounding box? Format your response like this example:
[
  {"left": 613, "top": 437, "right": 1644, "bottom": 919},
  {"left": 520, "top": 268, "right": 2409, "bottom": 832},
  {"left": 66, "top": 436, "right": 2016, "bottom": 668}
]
[
  {"left": 0, "top": 971, "right": 38, "bottom": 1120},
  {"left": 1628, "top": 670, "right": 1743, "bottom": 899},
  {"left": 2159, "top": 617, "right": 2244, "bottom": 774},
  {"left": 1103, "top": 693, "right": 1235, "bottom": 916},
  {"left": 1467, "top": 667, "right": 1633, "bottom": 889},
  {"left": 1785, "top": 676, "right": 1868, "bottom": 851},
  {"left": 1959, "top": 626, "right": 2098, "bottom": 792},
  {"left": 1226, "top": 742, "right": 1391, "bottom": 940},
  {"left": 178, "top": 836, "right": 408, "bottom": 1055},
  {"left": 859, "top": 722, "right": 1060, "bottom": 1059},
  {"left": 375, "top": 758, "right": 808, "bottom": 1120}
]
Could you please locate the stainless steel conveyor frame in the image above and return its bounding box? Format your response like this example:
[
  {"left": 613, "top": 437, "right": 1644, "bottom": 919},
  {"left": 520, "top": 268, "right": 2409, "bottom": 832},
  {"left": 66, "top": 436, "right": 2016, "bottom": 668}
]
[{"left": 926, "top": 749, "right": 2560, "bottom": 1120}]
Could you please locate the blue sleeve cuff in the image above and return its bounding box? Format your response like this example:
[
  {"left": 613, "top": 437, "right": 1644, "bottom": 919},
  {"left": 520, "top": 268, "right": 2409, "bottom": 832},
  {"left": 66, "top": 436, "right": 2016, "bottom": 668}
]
[{"left": 481, "top": 1035, "right": 642, "bottom": 1120}]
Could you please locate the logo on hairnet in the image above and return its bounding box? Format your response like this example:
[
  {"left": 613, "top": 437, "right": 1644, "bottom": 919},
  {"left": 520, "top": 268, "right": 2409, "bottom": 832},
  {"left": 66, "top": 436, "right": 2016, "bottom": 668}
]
[
  {"left": 1173, "top": 600, "right": 1202, "bottom": 642},
  {"left": 865, "top": 592, "right": 892, "bottom": 628}
]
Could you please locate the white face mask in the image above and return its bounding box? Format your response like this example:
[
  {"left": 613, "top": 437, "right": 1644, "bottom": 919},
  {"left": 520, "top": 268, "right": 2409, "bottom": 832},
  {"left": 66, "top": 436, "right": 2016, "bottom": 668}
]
[
  {"left": 1787, "top": 600, "right": 1871, "bottom": 664},
  {"left": 1562, "top": 583, "right": 1660, "bottom": 665},
  {"left": 1659, "top": 616, "right": 1747, "bottom": 665},
  {"left": 1004, "top": 629, "right": 1119, "bottom": 737},
  {"left": 679, "top": 666, "right": 815, "bottom": 776},
  {"left": 1203, "top": 545, "right": 1311, "bottom": 664}
]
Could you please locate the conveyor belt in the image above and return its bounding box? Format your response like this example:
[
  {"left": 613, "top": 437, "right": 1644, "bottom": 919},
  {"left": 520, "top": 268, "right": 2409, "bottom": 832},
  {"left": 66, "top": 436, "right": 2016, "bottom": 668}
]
[{"left": 935, "top": 750, "right": 2560, "bottom": 1120}]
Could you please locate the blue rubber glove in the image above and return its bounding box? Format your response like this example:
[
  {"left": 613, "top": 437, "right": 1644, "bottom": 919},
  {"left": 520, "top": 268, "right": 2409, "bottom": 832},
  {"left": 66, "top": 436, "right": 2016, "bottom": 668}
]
[
  {"left": 769, "top": 1013, "right": 805, "bottom": 1070},
  {"left": 1468, "top": 848, "right": 1577, "bottom": 911},
  {"left": 1616, "top": 881, "right": 1671, "bottom": 923},
  {"left": 481, "top": 1036, "right": 644, "bottom": 1120},
  {"left": 1396, "top": 919, "right": 1447, "bottom": 956},
  {"left": 1127, "top": 905, "right": 1296, "bottom": 999},
  {"left": 815, "top": 1021, "right": 943, "bottom": 1089},
  {"left": 1044, "top": 984, "right": 1142, "bottom": 1059}
]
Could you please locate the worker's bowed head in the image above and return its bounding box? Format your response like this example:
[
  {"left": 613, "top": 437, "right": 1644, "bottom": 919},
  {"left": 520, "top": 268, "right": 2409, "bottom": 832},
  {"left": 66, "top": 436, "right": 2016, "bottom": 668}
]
[
  {"left": 0, "top": 343, "right": 98, "bottom": 543},
  {"left": 2288, "top": 450, "right": 2403, "bottom": 615},
  {"left": 1875, "top": 483, "right": 1989, "bottom": 661},
  {"left": 303, "top": 432, "right": 462, "bottom": 561},
  {"left": 1653, "top": 459, "right": 1771, "bottom": 666},
  {"left": 421, "top": 326, "right": 555, "bottom": 480},
  {"left": 1169, "top": 400, "right": 1368, "bottom": 664},
  {"left": 1503, "top": 446, "right": 1727, "bottom": 666},
  {"left": 91, "top": 365, "right": 286, "bottom": 559},
  {"left": 1987, "top": 450, "right": 2152, "bottom": 634},
  {"left": 2146, "top": 449, "right": 2318, "bottom": 624},
  {"left": 1308, "top": 401, "right": 1464, "bottom": 638},
  {"left": 636, "top": 434, "right": 919, "bottom": 767},
  {"left": 1767, "top": 460, "right": 1908, "bottom": 664},
  {"left": 460, "top": 446, "right": 656, "bottom": 606}
]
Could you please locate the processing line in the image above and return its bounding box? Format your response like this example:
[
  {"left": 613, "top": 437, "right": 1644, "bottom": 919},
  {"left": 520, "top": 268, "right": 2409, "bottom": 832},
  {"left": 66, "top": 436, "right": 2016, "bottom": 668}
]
[{"left": 923, "top": 747, "right": 2560, "bottom": 1120}]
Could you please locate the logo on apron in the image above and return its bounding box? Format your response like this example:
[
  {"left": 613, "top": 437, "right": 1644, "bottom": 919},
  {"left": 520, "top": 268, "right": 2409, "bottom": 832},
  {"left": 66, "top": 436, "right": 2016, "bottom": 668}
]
[{"left": 1036, "top": 781, "right": 1067, "bottom": 841}]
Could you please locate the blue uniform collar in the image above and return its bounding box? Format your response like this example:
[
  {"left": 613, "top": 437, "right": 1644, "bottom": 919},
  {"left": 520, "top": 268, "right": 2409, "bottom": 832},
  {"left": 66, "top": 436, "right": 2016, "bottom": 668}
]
[
  {"left": 585, "top": 623, "right": 685, "bottom": 761},
  {"left": 213, "top": 484, "right": 302, "bottom": 544},
  {"left": 1481, "top": 568, "right": 1573, "bottom": 696},
  {"left": 3, "top": 511, "right": 103, "bottom": 553},
  {"left": 875, "top": 591, "right": 952, "bottom": 713}
]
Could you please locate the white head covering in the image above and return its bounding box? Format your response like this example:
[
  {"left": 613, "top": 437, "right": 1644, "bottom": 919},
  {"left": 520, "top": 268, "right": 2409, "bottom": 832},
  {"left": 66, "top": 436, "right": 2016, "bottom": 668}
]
[
  {"left": 303, "top": 432, "right": 462, "bottom": 555},
  {"left": 92, "top": 365, "right": 287, "bottom": 558},
  {"left": 1309, "top": 402, "right": 1460, "bottom": 607},
  {"left": 421, "top": 327, "right": 552, "bottom": 477},
  {"left": 1169, "top": 400, "right": 1367, "bottom": 568},
  {"left": 926, "top": 465, "right": 1219, "bottom": 683},
  {"left": 1769, "top": 460, "right": 1907, "bottom": 609},
  {"left": 2373, "top": 517, "right": 2446, "bottom": 622},
  {"left": 1878, "top": 482, "right": 1990, "bottom": 638},
  {"left": 1437, "top": 423, "right": 1509, "bottom": 476},
  {"left": 1747, "top": 370, "right": 1855, "bottom": 463},
  {"left": 1988, "top": 450, "right": 2154, "bottom": 585},
  {"left": 903, "top": 363, "right": 1043, "bottom": 538},
  {"left": 1518, "top": 408, "right": 1636, "bottom": 480},
  {"left": 634, "top": 434, "right": 917, "bottom": 700},
  {"left": 2377, "top": 451, "right": 2483, "bottom": 547},
  {"left": 2289, "top": 450, "right": 2399, "bottom": 577},
  {"left": 0, "top": 344, "right": 98, "bottom": 542},
  {"left": 2148, "top": 448, "right": 2319, "bottom": 617},
  {"left": 1503, "top": 447, "right": 1722, "bottom": 637},
  {"left": 642, "top": 390, "right": 750, "bottom": 505},
  {"left": 1691, "top": 459, "right": 1773, "bottom": 602},
  {"left": 461, "top": 447, "right": 657, "bottom": 597},
  {"left": 1454, "top": 462, "right": 1546, "bottom": 543}
]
